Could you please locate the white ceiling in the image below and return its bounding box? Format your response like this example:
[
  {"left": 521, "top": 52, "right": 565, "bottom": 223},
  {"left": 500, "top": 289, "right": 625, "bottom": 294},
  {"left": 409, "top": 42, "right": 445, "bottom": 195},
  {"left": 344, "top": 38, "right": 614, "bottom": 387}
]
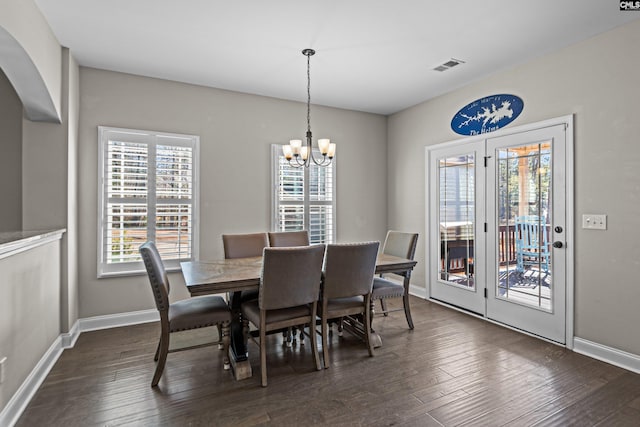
[{"left": 34, "top": 0, "right": 639, "bottom": 115}]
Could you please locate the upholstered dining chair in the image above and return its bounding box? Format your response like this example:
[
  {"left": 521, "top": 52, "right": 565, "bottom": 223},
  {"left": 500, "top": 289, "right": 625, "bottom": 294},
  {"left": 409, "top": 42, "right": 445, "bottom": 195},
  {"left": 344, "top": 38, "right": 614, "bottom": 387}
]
[
  {"left": 240, "top": 245, "right": 325, "bottom": 386},
  {"left": 222, "top": 232, "right": 269, "bottom": 259},
  {"left": 139, "top": 241, "right": 231, "bottom": 387},
  {"left": 268, "top": 230, "right": 310, "bottom": 247},
  {"left": 318, "top": 241, "right": 380, "bottom": 369},
  {"left": 371, "top": 231, "right": 419, "bottom": 329},
  {"left": 222, "top": 232, "right": 269, "bottom": 302},
  {"left": 268, "top": 230, "right": 311, "bottom": 346}
]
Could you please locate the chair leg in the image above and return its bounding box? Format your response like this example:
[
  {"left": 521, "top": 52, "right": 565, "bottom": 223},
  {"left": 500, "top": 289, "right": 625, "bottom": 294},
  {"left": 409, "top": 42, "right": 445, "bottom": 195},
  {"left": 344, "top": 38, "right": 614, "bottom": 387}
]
[
  {"left": 380, "top": 298, "right": 389, "bottom": 316},
  {"left": 152, "top": 330, "right": 170, "bottom": 387},
  {"left": 402, "top": 292, "right": 414, "bottom": 330},
  {"left": 309, "top": 319, "right": 322, "bottom": 371},
  {"left": 260, "top": 327, "right": 267, "bottom": 387},
  {"left": 217, "top": 324, "right": 224, "bottom": 350},
  {"left": 364, "top": 297, "right": 374, "bottom": 357},
  {"left": 321, "top": 316, "right": 330, "bottom": 369},
  {"left": 285, "top": 327, "right": 293, "bottom": 347},
  {"left": 154, "top": 340, "right": 161, "bottom": 362},
  {"left": 221, "top": 321, "right": 231, "bottom": 370}
]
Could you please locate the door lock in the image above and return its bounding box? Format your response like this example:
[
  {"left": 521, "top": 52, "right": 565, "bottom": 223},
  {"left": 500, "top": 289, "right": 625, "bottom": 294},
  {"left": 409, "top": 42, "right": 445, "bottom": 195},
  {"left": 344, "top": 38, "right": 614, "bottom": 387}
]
[
  {"left": 553, "top": 241, "right": 563, "bottom": 248},
  {"left": 554, "top": 226, "right": 563, "bottom": 233}
]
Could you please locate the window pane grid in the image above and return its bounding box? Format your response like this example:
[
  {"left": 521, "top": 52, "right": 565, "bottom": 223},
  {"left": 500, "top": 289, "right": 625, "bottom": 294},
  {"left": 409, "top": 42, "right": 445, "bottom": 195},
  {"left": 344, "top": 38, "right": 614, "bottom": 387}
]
[
  {"left": 273, "top": 146, "right": 335, "bottom": 244},
  {"left": 100, "top": 128, "right": 198, "bottom": 275},
  {"left": 104, "top": 203, "right": 147, "bottom": 264},
  {"left": 278, "top": 157, "right": 304, "bottom": 201}
]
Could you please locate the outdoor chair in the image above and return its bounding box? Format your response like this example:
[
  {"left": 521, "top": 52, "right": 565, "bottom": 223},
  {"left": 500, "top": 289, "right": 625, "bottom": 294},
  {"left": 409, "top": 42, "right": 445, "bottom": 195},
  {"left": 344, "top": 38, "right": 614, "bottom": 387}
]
[{"left": 515, "top": 216, "right": 550, "bottom": 273}]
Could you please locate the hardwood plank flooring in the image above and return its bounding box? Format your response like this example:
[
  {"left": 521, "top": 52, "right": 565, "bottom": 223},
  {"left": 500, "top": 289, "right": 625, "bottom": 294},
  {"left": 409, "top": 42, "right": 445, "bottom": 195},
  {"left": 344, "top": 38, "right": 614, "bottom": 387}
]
[{"left": 16, "top": 298, "right": 640, "bottom": 426}]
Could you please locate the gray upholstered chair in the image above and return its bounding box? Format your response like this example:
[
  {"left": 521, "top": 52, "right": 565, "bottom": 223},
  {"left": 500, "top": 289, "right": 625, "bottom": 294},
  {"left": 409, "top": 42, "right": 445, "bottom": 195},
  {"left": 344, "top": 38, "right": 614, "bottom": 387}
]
[
  {"left": 139, "top": 241, "right": 231, "bottom": 387},
  {"left": 241, "top": 245, "right": 325, "bottom": 386},
  {"left": 268, "top": 230, "right": 310, "bottom": 345},
  {"left": 268, "top": 230, "right": 310, "bottom": 247},
  {"left": 222, "top": 232, "right": 269, "bottom": 259},
  {"left": 371, "top": 231, "right": 419, "bottom": 329},
  {"left": 318, "top": 241, "right": 380, "bottom": 368},
  {"left": 222, "top": 232, "right": 269, "bottom": 302}
]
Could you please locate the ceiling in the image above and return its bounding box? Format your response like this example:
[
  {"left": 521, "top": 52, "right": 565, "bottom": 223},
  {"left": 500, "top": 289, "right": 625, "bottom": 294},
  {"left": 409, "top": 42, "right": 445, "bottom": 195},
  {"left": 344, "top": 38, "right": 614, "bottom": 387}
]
[{"left": 34, "top": 1, "right": 638, "bottom": 115}]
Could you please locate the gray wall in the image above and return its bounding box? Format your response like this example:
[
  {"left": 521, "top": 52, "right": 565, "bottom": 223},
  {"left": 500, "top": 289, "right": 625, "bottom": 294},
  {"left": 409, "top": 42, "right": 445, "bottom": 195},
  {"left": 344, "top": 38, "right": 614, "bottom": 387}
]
[
  {"left": 22, "top": 47, "right": 80, "bottom": 332},
  {"left": 78, "top": 68, "right": 388, "bottom": 317},
  {"left": 0, "top": 0, "right": 61, "bottom": 121},
  {"left": 388, "top": 19, "right": 640, "bottom": 355},
  {"left": 0, "top": 239, "right": 62, "bottom": 414},
  {"left": 0, "top": 69, "right": 22, "bottom": 231}
]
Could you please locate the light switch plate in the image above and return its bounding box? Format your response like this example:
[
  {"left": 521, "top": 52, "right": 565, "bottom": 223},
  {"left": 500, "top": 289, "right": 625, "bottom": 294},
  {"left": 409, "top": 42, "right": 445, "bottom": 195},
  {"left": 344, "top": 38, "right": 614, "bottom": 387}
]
[{"left": 582, "top": 214, "right": 607, "bottom": 230}]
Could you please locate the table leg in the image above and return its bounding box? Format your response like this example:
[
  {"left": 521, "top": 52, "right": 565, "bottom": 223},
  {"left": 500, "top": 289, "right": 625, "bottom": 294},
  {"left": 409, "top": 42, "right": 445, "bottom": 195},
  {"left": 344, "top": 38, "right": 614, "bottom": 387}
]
[
  {"left": 228, "top": 291, "right": 252, "bottom": 380},
  {"left": 341, "top": 314, "right": 383, "bottom": 348}
]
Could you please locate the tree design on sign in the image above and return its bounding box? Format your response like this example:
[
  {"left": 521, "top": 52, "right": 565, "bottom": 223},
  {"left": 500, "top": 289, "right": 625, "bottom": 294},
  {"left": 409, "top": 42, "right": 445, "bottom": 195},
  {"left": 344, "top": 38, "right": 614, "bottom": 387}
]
[{"left": 458, "top": 100, "right": 514, "bottom": 131}]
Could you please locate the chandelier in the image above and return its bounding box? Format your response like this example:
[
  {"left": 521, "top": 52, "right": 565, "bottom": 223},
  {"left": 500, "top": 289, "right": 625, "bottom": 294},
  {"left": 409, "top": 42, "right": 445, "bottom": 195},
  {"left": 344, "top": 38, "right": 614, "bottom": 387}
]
[{"left": 282, "top": 48, "right": 335, "bottom": 168}]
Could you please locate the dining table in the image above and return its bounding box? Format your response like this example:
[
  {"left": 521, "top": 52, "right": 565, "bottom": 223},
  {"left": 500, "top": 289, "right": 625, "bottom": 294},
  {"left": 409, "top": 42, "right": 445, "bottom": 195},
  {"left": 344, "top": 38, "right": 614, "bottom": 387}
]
[{"left": 181, "top": 252, "right": 417, "bottom": 380}]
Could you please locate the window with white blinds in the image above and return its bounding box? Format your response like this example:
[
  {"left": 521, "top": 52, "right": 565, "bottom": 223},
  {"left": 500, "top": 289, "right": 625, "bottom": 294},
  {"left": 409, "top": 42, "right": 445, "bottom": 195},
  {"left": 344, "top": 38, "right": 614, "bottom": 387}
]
[
  {"left": 98, "top": 127, "right": 199, "bottom": 277},
  {"left": 271, "top": 145, "right": 335, "bottom": 244}
]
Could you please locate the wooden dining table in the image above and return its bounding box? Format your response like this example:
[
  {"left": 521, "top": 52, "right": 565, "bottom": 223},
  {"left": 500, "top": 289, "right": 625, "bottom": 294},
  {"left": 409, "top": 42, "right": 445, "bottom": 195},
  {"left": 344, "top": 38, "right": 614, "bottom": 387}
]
[{"left": 181, "top": 253, "right": 417, "bottom": 380}]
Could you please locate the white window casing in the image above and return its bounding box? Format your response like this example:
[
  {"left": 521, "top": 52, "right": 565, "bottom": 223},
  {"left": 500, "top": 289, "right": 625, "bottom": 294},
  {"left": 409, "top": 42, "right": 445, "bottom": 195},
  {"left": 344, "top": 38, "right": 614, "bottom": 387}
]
[{"left": 98, "top": 126, "right": 199, "bottom": 277}]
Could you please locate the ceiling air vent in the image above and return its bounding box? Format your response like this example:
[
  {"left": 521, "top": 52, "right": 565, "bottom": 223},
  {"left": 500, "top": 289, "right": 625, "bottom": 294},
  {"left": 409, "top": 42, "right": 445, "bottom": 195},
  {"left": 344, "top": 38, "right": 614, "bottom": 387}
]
[{"left": 433, "top": 58, "right": 465, "bottom": 72}]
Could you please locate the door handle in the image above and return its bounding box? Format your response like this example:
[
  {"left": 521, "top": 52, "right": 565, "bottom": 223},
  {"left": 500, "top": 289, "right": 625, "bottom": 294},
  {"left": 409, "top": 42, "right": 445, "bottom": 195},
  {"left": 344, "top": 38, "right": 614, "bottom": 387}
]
[{"left": 553, "top": 241, "right": 563, "bottom": 248}]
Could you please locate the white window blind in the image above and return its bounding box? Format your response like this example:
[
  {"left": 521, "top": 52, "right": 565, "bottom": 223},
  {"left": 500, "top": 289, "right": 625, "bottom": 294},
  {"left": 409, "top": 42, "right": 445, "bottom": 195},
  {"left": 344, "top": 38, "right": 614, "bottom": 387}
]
[
  {"left": 271, "top": 145, "right": 336, "bottom": 244},
  {"left": 98, "top": 127, "right": 199, "bottom": 277}
]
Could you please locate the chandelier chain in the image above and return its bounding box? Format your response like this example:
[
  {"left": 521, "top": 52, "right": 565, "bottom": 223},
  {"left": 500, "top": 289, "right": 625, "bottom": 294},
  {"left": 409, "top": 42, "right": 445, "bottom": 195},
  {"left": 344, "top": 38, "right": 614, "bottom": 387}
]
[{"left": 307, "top": 52, "right": 311, "bottom": 133}]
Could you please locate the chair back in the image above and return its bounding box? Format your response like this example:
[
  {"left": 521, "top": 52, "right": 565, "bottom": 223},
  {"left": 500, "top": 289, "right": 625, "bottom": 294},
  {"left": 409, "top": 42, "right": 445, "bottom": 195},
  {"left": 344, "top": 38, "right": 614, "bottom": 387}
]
[
  {"left": 259, "top": 245, "right": 325, "bottom": 310},
  {"left": 268, "top": 230, "right": 310, "bottom": 247},
  {"left": 383, "top": 231, "right": 418, "bottom": 260},
  {"left": 222, "top": 232, "right": 269, "bottom": 259},
  {"left": 515, "top": 215, "right": 549, "bottom": 249},
  {"left": 139, "top": 241, "right": 170, "bottom": 312},
  {"left": 323, "top": 241, "right": 380, "bottom": 300}
]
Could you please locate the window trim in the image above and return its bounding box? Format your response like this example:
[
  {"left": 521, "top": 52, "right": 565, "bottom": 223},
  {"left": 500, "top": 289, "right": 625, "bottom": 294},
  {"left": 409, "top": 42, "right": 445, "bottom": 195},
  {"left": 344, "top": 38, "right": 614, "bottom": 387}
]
[
  {"left": 270, "top": 144, "right": 336, "bottom": 244},
  {"left": 97, "top": 126, "right": 200, "bottom": 278}
]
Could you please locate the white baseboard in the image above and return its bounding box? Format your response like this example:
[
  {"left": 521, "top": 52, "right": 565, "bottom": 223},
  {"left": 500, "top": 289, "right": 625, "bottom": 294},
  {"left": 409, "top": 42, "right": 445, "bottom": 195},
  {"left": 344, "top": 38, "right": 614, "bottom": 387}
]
[
  {"left": 573, "top": 337, "right": 640, "bottom": 374},
  {"left": 79, "top": 309, "right": 159, "bottom": 333},
  {"left": 61, "top": 320, "right": 80, "bottom": 349},
  {"left": 409, "top": 284, "right": 427, "bottom": 299},
  {"left": 0, "top": 336, "right": 64, "bottom": 427},
  {"left": 0, "top": 309, "right": 159, "bottom": 427}
]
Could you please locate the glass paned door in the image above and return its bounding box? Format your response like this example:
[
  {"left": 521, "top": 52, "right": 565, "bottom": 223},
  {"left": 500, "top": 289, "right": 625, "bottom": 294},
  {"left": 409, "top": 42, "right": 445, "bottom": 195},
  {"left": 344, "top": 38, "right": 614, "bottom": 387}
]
[
  {"left": 486, "top": 124, "right": 567, "bottom": 343},
  {"left": 496, "top": 142, "right": 552, "bottom": 310},
  {"left": 429, "top": 141, "right": 485, "bottom": 315},
  {"left": 439, "top": 154, "right": 475, "bottom": 286},
  {"left": 428, "top": 118, "right": 571, "bottom": 344}
]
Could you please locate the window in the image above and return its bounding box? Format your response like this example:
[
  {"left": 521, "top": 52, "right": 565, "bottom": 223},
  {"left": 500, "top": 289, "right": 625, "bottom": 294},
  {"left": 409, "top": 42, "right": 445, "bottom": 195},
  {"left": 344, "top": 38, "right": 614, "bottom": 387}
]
[
  {"left": 271, "top": 145, "right": 336, "bottom": 244},
  {"left": 98, "top": 127, "right": 199, "bottom": 277}
]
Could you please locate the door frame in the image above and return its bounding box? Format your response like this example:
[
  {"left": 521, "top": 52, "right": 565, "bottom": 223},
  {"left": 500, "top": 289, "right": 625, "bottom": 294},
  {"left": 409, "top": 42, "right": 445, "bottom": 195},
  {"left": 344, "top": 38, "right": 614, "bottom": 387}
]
[{"left": 424, "top": 114, "right": 574, "bottom": 348}]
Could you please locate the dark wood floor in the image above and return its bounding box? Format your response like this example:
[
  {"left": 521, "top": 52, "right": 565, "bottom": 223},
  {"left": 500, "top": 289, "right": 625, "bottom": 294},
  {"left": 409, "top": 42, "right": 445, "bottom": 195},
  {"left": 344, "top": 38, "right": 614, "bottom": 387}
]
[{"left": 17, "top": 298, "right": 640, "bottom": 426}]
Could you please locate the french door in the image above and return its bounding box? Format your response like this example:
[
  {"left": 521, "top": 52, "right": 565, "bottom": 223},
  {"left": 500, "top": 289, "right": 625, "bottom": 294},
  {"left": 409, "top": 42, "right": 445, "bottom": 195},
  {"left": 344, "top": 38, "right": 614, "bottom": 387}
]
[{"left": 428, "top": 117, "right": 572, "bottom": 344}]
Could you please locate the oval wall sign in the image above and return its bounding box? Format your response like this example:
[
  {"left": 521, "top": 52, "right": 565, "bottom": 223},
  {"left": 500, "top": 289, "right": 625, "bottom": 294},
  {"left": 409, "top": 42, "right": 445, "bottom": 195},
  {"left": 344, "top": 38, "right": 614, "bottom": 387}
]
[{"left": 451, "top": 94, "right": 523, "bottom": 136}]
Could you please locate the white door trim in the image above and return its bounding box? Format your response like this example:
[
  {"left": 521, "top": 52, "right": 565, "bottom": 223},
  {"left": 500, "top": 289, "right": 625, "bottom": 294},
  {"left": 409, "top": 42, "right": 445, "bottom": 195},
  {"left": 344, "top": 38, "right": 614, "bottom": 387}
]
[{"left": 424, "top": 115, "right": 574, "bottom": 348}]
